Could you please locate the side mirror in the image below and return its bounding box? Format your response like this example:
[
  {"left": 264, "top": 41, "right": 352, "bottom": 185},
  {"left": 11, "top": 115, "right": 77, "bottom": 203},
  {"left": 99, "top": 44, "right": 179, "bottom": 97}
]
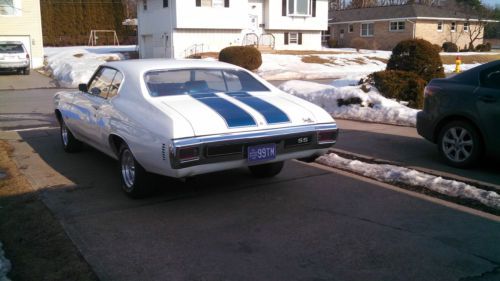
[{"left": 78, "top": 83, "right": 88, "bottom": 92}]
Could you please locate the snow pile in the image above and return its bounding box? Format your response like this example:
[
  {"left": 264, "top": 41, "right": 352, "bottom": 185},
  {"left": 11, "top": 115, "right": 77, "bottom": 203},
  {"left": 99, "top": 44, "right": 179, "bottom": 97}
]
[
  {"left": 279, "top": 79, "right": 418, "bottom": 126},
  {"left": 317, "top": 153, "right": 500, "bottom": 210},
  {"left": 0, "top": 242, "right": 11, "bottom": 281},
  {"left": 257, "top": 51, "right": 389, "bottom": 81},
  {"left": 44, "top": 45, "right": 136, "bottom": 87}
]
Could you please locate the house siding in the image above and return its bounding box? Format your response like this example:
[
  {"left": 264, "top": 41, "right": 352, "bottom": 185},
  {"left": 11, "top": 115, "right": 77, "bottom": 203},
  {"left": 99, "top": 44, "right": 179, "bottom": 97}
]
[
  {"left": 332, "top": 19, "right": 484, "bottom": 50},
  {"left": 272, "top": 30, "right": 321, "bottom": 50},
  {"left": 415, "top": 20, "right": 483, "bottom": 50},
  {"left": 0, "top": 0, "right": 44, "bottom": 68}
]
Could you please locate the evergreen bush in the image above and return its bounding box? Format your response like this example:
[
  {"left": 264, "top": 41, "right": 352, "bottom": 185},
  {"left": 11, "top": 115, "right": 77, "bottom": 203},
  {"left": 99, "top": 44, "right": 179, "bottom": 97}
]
[
  {"left": 368, "top": 70, "right": 426, "bottom": 109},
  {"left": 442, "top": 42, "right": 459, "bottom": 52},
  {"left": 387, "top": 38, "right": 445, "bottom": 82},
  {"left": 218, "top": 46, "right": 262, "bottom": 71}
]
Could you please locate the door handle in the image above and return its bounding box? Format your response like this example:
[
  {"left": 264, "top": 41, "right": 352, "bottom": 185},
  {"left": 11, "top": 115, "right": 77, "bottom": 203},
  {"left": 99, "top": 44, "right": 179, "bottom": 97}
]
[
  {"left": 91, "top": 104, "right": 100, "bottom": 110},
  {"left": 479, "top": 95, "right": 497, "bottom": 103}
]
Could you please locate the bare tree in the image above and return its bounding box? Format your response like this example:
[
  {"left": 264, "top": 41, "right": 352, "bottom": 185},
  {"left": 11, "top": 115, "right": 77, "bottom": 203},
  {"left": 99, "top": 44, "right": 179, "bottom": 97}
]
[{"left": 122, "top": 0, "right": 137, "bottom": 19}]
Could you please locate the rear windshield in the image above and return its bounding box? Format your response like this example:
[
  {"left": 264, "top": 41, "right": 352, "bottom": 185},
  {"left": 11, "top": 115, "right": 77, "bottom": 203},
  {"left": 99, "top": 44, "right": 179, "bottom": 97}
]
[
  {"left": 0, "top": 44, "right": 24, "bottom": 54},
  {"left": 144, "top": 68, "right": 269, "bottom": 97}
]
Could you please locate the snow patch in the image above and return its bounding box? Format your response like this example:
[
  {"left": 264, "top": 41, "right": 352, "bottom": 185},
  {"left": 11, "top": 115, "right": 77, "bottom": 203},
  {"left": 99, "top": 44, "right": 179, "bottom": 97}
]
[
  {"left": 317, "top": 153, "right": 500, "bottom": 210},
  {"left": 278, "top": 79, "right": 418, "bottom": 127},
  {"left": 44, "top": 45, "right": 136, "bottom": 87},
  {"left": 0, "top": 242, "right": 11, "bottom": 281}
]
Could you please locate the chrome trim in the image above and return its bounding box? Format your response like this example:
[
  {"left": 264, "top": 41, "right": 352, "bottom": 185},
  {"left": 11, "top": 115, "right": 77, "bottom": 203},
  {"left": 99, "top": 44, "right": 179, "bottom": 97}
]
[
  {"left": 169, "top": 123, "right": 338, "bottom": 169},
  {"left": 172, "top": 123, "right": 337, "bottom": 148}
]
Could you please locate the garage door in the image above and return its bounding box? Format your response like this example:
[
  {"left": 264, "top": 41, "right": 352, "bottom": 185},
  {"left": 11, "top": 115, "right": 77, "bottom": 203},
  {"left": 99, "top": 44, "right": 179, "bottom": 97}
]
[{"left": 0, "top": 35, "right": 32, "bottom": 69}]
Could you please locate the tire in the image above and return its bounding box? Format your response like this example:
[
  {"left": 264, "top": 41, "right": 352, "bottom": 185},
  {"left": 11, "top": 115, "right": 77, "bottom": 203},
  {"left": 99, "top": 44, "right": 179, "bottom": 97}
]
[
  {"left": 23, "top": 67, "right": 30, "bottom": 75},
  {"left": 248, "top": 161, "right": 284, "bottom": 178},
  {"left": 119, "top": 144, "right": 152, "bottom": 198},
  {"left": 437, "top": 120, "right": 482, "bottom": 168},
  {"left": 60, "top": 120, "right": 83, "bottom": 153}
]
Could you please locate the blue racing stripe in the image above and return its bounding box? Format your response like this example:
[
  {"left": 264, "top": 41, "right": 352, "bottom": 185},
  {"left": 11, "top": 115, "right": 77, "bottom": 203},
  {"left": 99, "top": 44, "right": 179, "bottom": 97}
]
[
  {"left": 191, "top": 93, "right": 256, "bottom": 128},
  {"left": 226, "top": 92, "right": 290, "bottom": 124}
]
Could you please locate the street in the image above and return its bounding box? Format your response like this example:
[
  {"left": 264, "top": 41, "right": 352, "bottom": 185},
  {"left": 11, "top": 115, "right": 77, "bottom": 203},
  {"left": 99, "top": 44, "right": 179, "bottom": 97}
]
[{"left": 1, "top": 73, "right": 500, "bottom": 281}]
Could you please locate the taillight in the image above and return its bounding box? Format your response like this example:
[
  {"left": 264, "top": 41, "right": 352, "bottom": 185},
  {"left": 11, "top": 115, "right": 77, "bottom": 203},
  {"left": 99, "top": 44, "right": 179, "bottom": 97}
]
[
  {"left": 178, "top": 146, "right": 200, "bottom": 162},
  {"left": 26, "top": 53, "right": 29, "bottom": 59},
  {"left": 317, "top": 130, "right": 337, "bottom": 144},
  {"left": 424, "top": 85, "right": 441, "bottom": 97}
]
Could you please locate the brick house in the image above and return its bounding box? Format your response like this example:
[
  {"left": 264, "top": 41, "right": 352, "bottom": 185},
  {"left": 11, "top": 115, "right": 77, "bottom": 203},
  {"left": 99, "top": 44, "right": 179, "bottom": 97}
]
[{"left": 329, "top": 4, "right": 487, "bottom": 51}]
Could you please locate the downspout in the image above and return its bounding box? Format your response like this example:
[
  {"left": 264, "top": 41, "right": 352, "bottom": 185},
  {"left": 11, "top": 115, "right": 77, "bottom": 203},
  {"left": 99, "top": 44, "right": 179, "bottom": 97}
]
[
  {"left": 169, "top": 0, "right": 175, "bottom": 58},
  {"left": 406, "top": 19, "right": 416, "bottom": 39}
]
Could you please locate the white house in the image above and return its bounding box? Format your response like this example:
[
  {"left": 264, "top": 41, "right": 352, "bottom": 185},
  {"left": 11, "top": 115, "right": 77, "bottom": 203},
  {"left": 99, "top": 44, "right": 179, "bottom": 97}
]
[
  {"left": 0, "top": 0, "right": 44, "bottom": 68},
  {"left": 137, "top": 0, "right": 328, "bottom": 58}
]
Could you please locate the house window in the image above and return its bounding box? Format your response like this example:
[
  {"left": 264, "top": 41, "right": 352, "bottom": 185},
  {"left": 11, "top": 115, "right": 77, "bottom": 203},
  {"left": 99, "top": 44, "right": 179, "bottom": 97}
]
[
  {"left": 390, "top": 21, "right": 405, "bottom": 31},
  {"left": 361, "top": 23, "right": 374, "bottom": 37},
  {"left": 163, "top": 0, "right": 168, "bottom": 8},
  {"left": 463, "top": 22, "right": 469, "bottom": 32},
  {"left": 437, "top": 21, "right": 443, "bottom": 32},
  {"left": 0, "top": 0, "right": 21, "bottom": 15},
  {"left": 348, "top": 24, "right": 354, "bottom": 33},
  {"left": 143, "top": 0, "right": 147, "bottom": 10},
  {"left": 451, "top": 22, "right": 456, "bottom": 32},
  {"left": 287, "top": 0, "right": 311, "bottom": 16},
  {"left": 289, "top": 32, "right": 298, "bottom": 44}
]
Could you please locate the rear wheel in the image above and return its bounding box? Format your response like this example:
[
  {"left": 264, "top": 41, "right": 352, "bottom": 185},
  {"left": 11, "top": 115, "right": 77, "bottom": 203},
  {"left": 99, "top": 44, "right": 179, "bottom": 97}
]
[
  {"left": 119, "top": 144, "right": 152, "bottom": 198},
  {"left": 60, "top": 120, "right": 82, "bottom": 153},
  {"left": 437, "top": 120, "right": 482, "bottom": 168},
  {"left": 248, "top": 161, "right": 284, "bottom": 178},
  {"left": 23, "top": 67, "right": 30, "bottom": 75}
]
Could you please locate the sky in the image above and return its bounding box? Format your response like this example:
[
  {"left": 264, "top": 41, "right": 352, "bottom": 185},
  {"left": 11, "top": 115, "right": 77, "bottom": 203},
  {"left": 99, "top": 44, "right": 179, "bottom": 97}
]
[{"left": 482, "top": 0, "right": 499, "bottom": 8}]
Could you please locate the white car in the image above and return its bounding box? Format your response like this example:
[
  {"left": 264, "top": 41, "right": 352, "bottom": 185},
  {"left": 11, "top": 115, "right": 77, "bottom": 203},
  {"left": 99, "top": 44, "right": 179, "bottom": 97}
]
[
  {"left": 54, "top": 59, "right": 338, "bottom": 197},
  {"left": 0, "top": 41, "right": 30, "bottom": 75}
]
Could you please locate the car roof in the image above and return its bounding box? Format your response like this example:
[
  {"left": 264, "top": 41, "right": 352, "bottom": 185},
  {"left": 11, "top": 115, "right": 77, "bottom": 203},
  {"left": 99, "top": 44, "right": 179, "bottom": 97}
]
[{"left": 104, "top": 59, "right": 243, "bottom": 76}]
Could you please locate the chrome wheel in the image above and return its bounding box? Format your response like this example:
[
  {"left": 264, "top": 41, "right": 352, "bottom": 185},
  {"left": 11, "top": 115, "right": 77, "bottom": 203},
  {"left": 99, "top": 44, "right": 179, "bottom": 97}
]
[
  {"left": 121, "top": 149, "right": 136, "bottom": 191},
  {"left": 61, "top": 123, "right": 69, "bottom": 147},
  {"left": 441, "top": 126, "right": 474, "bottom": 163}
]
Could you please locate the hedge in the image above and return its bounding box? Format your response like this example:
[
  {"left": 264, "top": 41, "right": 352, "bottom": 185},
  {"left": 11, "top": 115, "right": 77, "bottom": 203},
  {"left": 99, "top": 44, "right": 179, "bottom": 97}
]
[
  {"left": 219, "top": 46, "right": 262, "bottom": 71},
  {"left": 368, "top": 70, "right": 426, "bottom": 109}
]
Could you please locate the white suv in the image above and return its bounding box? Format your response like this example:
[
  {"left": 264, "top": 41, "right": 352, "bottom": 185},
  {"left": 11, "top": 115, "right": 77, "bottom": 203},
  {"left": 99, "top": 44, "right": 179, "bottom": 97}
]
[{"left": 0, "top": 41, "right": 30, "bottom": 75}]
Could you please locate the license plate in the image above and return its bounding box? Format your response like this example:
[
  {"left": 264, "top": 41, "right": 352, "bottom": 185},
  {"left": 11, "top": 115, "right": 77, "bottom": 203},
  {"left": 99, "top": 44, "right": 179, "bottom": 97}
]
[{"left": 247, "top": 143, "right": 276, "bottom": 163}]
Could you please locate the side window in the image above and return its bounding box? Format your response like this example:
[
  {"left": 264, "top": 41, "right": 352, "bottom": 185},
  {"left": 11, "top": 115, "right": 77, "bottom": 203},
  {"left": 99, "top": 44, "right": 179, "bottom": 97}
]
[
  {"left": 88, "top": 67, "right": 118, "bottom": 99},
  {"left": 108, "top": 71, "right": 123, "bottom": 99},
  {"left": 480, "top": 66, "right": 500, "bottom": 90}
]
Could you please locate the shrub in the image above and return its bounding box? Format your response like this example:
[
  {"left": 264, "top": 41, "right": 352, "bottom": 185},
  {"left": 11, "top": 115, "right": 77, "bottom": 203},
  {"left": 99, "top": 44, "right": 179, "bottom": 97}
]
[
  {"left": 218, "top": 46, "right": 262, "bottom": 71},
  {"left": 442, "top": 42, "right": 459, "bottom": 52},
  {"left": 432, "top": 44, "right": 442, "bottom": 53},
  {"left": 475, "top": 43, "right": 491, "bottom": 52},
  {"left": 328, "top": 38, "right": 338, "bottom": 48},
  {"left": 368, "top": 70, "right": 426, "bottom": 109},
  {"left": 351, "top": 38, "right": 368, "bottom": 52},
  {"left": 387, "top": 38, "right": 445, "bottom": 82}
]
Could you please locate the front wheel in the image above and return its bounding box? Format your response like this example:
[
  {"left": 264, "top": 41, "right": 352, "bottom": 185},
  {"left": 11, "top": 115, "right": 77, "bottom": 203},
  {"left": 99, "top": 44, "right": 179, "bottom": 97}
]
[
  {"left": 437, "top": 120, "right": 482, "bottom": 168},
  {"left": 119, "top": 144, "right": 152, "bottom": 198},
  {"left": 60, "top": 120, "right": 82, "bottom": 153},
  {"left": 248, "top": 161, "right": 284, "bottom": 178}
]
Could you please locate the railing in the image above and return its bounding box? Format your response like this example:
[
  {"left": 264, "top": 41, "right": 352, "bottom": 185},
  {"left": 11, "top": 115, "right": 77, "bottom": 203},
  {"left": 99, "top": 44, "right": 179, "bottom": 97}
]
[
  {"left": 258, "top": 33, "right": 275, "bottom": 50},
  {"left": 184, "top": 44, "right": 205, "bottom": 58},
  {"left": 242, "top": 33, "right": 259, "bottom": 47}
]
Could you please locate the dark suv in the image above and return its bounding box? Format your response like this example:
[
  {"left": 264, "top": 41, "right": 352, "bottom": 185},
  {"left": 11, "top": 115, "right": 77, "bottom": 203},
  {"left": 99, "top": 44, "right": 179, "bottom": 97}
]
[
  {"left": 0, "top": 41, "right": 30, "bottom": 75},
  {"left": 417, "top": 60, "right": 500, "bottom": 168}
]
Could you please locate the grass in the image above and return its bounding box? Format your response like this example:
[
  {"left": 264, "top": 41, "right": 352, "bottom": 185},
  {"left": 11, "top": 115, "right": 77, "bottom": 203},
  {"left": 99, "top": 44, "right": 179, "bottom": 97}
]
[
  {"left": 301, "top": 55, "right": 331, "bottom": 64},
  {"left": 0, "top": 141, "right": 99, "bottom": 281},
  {"left": 440, "top": 54, "right": 500, "bottom": 64}
]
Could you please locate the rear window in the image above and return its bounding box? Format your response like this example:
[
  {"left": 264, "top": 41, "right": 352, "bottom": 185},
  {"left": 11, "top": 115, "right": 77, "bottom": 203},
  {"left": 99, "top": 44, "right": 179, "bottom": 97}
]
[
  {"left": 0, "top": 44, "right": 24, "bottom": 54},
  {"left": 144, "top": 68, "right": 269, "bottom": 97}
]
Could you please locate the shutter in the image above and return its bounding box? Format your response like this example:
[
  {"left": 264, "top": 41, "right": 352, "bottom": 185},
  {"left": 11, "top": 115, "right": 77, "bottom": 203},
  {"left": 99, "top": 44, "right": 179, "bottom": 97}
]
[
  {"left": 224, "top": 0, "right": 229, "bottom": 7},
  {"left": 284, "top": 32, "right": 289, "bottom": 45},
  {"left": 282, "top": 0, "right": 286, "bottom": 16},
  {"left": 312, "top": 0, "right": 316, "bottom": 17},
  {"left": 298, "top": 33, "right": 302, "bottom": 45},
  {"left": 196, "top": 0, "right": 201, "bottom": 7}
]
